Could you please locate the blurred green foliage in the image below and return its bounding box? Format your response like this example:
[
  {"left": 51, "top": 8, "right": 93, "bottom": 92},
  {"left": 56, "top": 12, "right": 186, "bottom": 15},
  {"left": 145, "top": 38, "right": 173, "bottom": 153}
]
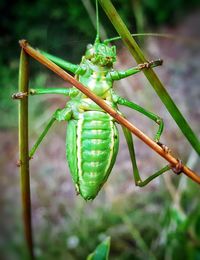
[
  {"left": 1, "top": 179, "right": 200, "bottom": 259},
  {"left": 142, "top": 0, "right": 200, "bottom": 24},
  {"left": 87, "top": 236, "right": 110, "bottom": 260},
  {"left": 1, "top": 0, "right": 200, "bottom": 128}
]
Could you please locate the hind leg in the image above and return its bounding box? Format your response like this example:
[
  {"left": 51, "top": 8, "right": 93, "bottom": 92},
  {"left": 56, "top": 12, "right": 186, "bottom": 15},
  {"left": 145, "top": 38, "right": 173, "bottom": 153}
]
[{"left": 122, "top": 125, "right": 170, "bottom": 187}]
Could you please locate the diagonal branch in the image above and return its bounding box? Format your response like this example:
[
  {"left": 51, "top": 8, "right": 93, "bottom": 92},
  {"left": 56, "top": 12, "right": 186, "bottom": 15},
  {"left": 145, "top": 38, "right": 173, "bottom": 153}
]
[{"left": 19, "top": 40, "right": 200, "bottom": 185}]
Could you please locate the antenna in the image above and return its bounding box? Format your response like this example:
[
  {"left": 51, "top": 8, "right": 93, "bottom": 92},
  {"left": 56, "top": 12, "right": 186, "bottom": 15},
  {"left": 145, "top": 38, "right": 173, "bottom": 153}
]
[
  {"left": 103, "top": 33, "right": 199, "bottom": 44},
  {"left": 95, "top": 0, "right": 100, "bottom": 43}
]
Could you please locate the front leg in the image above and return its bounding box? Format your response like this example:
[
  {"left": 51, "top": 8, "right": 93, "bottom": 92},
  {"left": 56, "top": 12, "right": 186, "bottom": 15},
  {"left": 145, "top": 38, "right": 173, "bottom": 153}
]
[
  {"left": 38, "top": 50, "right": 78, "bottom": 74},
  {"left": 109, "top": 59, "right": 163, "bottom": 81},
  {"left": 39, "top": 50, "right": 86, "bottom": 75}
]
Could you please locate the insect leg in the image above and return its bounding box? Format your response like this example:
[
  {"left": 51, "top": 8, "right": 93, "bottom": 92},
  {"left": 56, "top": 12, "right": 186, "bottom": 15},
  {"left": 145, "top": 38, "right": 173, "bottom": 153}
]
[
  {"left": 29, "top": 87, "right": 78, "bottom": 96},
  {"left": 28, "top": 86, "right": 74, "bottom": 157},
  {"left": 38, "top": 50, "right": 79, "bottom": 74},
  {"left": 29, "top": 107, "right": 72, "bottom": 158},
  {"left": 109, "top": 59, "right": 162, "bottom": 80},
  {"left": 13, "top": 87, "right": 78, "bottom": 100},
  {"left": 114, "top": 95, "right": 164, "bottom": 142},
  {"left": 122, "top": 126, "right": 170, "bottom": 187}
]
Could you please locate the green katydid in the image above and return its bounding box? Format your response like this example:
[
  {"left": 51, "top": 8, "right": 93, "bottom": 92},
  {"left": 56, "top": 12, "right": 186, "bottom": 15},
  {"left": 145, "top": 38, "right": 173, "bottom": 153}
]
[{"left": 14, "top": 0, "right": 199, "bottom": 201}]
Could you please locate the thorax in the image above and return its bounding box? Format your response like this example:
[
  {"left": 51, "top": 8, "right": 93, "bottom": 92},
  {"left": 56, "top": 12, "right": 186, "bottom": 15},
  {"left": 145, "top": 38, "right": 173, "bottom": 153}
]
[{"left": 78, "top": 60, "right": 113, "bottom": 97}]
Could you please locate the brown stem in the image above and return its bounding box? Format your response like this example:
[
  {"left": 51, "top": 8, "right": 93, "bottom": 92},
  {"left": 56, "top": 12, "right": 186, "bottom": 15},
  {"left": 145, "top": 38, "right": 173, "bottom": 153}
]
[
  {"left": 18, "top": 48, "right": 34, "bottom": 258},
  {"left": 19, "top": 39, "right": 200, "bottom": 185}
]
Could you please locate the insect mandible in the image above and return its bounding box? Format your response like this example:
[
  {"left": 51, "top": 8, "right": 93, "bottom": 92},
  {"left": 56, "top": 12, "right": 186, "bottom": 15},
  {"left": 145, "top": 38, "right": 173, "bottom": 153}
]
[{"left": 14, "top": 0, "right": 183, "bottom": 200}]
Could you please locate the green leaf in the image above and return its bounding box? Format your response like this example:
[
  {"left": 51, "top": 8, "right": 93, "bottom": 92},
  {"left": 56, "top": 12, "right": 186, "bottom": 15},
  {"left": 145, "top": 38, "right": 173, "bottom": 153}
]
[{"left": 87, "top": 237, "right": 111, "bottom": 260}]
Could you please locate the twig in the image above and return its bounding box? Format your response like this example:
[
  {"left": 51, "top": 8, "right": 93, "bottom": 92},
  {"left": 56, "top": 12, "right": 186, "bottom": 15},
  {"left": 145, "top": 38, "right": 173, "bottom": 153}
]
[{"left": 19, "top": 40, "right": 200, "bottom": 185}]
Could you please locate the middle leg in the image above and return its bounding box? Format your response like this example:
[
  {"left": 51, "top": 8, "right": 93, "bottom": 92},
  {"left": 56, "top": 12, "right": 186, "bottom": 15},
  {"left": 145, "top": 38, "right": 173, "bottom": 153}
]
[{"left": 114, "top": 95, "right": 164, "bottom": 142}]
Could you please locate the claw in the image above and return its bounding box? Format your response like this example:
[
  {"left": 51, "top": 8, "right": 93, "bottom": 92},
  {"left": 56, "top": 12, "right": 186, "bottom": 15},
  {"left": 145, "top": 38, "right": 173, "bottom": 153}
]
[
  {"left": 138, "top": 59, "right": 163, "bottom": 70},
  {"left": 12, "top": 92, "right": 28, "bottom": 99},
  {"left": 156, "top": 141, "right": 171, "bottom": 154},
  {"left": 149, "top": 59, "right": 163, "bottom": 67},
  {"left": 171, "top": 159, "right": 183, "bottom": 175},
  {"left": 138, "top": 62, "right": 151, "bottom": 70}
]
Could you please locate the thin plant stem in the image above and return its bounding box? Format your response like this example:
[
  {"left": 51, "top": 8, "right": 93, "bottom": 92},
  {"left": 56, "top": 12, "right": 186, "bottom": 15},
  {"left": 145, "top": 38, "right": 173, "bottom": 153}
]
[
  {"left": 121, "top": 215, "right": 156, "bottom": 260},
  {"left": 19, "top": 40, "right": 200, "bottom": 185},
  {"left": 132, "top": 0, "right": 145, "bottom": 45},
  {"left": 98, "top": 0, "right": 200, "bottom": 156},
  {"left": 18, "top": 48, "right": 34, "bottom": 259}
]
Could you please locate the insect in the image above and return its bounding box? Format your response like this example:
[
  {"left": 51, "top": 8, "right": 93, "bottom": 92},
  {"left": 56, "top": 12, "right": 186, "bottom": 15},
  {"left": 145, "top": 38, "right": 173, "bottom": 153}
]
[{"left": 14, "top": 1, "right": 185, "bottom": 200}]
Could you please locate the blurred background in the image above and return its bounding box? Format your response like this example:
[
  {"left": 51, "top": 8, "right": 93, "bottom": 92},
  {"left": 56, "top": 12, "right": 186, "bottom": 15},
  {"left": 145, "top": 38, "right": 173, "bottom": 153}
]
[{"left": 1, "top": 0, "right": 200, "bottom": 259}]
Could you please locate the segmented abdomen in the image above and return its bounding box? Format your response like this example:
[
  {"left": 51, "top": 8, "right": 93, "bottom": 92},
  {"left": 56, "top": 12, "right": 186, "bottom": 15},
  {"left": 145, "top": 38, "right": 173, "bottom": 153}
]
[{"left": 66, "top": 111, "right": 119, "bottom": 200}]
